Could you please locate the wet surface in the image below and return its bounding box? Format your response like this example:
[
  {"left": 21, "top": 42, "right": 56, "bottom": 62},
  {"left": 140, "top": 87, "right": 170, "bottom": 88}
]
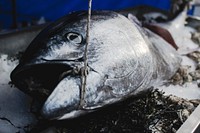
[
  {"left": 0, "top": 84, "right": 37, "bottom": 133},
  {"left": 0, "top": 55, "right": 37, "bottom": 133}
]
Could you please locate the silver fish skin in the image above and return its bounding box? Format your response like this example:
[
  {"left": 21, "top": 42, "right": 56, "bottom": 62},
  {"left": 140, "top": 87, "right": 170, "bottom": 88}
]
[{"left": 10, "top": 11, "right": 181, "bottom": 120}]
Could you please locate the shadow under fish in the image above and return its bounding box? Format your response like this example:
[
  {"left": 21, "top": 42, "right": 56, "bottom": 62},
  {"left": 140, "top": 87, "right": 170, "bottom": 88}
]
[{"left": 10, "top": 11, "right": 181, "bottom": 120}]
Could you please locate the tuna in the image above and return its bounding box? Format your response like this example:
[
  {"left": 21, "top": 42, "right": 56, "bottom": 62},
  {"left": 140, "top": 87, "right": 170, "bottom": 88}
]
[{"left": 10, "top": 11, "right": 181, "bottom": 120}]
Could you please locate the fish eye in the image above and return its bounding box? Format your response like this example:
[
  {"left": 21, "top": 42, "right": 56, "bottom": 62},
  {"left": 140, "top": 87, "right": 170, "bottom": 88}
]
[{"left": 65, "top": 32, "right": 82, "bottom": 44}]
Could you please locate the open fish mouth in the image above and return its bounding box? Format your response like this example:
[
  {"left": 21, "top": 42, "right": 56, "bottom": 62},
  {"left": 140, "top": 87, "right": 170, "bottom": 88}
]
[{"left": 10, "top": 62, "right": 75, "bottom": 102}]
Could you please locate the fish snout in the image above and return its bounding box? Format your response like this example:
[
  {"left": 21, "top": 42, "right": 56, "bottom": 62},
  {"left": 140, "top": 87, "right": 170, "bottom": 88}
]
[{"left": 11, "top": 56, "right": 88, "bottom": 119}]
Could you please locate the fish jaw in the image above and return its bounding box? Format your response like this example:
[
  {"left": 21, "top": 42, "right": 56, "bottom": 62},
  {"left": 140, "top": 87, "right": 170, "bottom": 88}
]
[
  {"left": 41, "top": 71, "right": 101, "bottom": 119},
  {"left": 41, "top": 70, "right": 121, "bottom": 120},
  {"left": 41, "top": 71, "right": 109, "bottom": 120},
  {"left": 41, "top": 76, "right": 82, "bottom": 119}
]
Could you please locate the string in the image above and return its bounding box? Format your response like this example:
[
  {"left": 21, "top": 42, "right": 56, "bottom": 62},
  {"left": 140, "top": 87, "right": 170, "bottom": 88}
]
[{"left": 79, "top": 0, "right": 93, "bottom": 108}]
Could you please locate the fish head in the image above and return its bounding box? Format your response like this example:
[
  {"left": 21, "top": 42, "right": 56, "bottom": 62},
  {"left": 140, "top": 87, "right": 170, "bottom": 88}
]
[
  {"left": 11, "top": 11, "right": 150, "bottom": 119},
  {"left": 10, "top": 11, "right": 89, "bottom": 100}
]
